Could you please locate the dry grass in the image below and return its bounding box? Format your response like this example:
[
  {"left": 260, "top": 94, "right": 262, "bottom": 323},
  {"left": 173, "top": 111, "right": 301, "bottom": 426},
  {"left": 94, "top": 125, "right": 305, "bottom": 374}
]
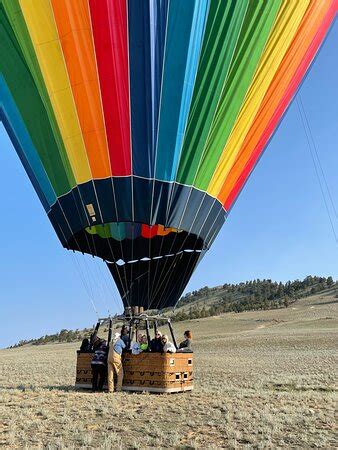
[{"left": 0, "top": 291, "right": 337, "bottom": 449}]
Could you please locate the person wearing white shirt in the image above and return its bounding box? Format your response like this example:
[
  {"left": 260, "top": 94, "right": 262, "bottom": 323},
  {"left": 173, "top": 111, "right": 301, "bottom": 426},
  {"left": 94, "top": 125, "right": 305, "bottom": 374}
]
[{"left": 161, "top": 335, "right": 176, "bottom": 353}]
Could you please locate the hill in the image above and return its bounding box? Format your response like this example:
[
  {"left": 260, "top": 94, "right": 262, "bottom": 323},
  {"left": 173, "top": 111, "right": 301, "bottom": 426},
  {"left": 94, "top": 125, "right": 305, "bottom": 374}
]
[
  {"left": 0, "top": 288, "right": 336, "bottom": 448},
  {"left": 171, "top": 275, "right": 336, "bottom": 320},
  {"left": 8, "top": 275, "right": 336, "bottom": 348}
]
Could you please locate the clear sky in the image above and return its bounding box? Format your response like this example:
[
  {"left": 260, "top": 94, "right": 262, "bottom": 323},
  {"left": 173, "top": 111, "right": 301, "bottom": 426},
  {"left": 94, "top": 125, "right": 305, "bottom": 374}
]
[{"left": 1, "top": 20, "right": 337, "bottom": 349}]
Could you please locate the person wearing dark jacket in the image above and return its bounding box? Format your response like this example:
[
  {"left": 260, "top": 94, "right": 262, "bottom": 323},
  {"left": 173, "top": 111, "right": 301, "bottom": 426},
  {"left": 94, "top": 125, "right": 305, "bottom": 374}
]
[
  {"left": 177, "top": 330, "right": 193, "bottom": 353},
  {"left": 120, "top": 325, "right": 130, "bottom": 350},
  {"left": 150, "top": 331, "right": 164, "bottom": 352},
  {"left": 80, "top": 338, "right": 91, "bottom": 352},
  {"left": 91, "top": 340, "right": 108, "bottom": 392}
]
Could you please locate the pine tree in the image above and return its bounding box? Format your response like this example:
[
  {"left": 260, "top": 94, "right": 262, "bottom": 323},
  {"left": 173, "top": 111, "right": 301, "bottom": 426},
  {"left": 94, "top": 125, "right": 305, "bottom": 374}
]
[{"left": 327, "top": 276, "right": 334, "bottom": 287}]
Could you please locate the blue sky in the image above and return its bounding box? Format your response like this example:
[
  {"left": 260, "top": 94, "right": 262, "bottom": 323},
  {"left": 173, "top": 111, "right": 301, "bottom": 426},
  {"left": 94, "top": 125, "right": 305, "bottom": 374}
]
[{"left": 0, "top": 20, "right": 337, "bottom": 348}]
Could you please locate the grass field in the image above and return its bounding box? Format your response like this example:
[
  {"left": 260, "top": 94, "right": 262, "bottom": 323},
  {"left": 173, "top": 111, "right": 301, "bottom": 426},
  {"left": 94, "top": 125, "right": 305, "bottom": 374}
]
[{"left": 0, "top": 289, "right": 337, "bottom": 448}]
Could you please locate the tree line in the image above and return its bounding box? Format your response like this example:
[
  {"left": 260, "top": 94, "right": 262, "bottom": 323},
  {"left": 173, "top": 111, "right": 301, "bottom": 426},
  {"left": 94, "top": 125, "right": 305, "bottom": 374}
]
[
  {"left": 8, "top": 328, "right": 93, "bottom": 349},
  {"left": 171, "top": 275, "right": 335, "bottom": 322}
]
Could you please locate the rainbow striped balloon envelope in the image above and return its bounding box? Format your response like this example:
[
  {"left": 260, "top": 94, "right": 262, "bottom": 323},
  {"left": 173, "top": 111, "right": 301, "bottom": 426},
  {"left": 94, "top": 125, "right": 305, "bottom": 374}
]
[{"left": 0, "top": 0, "right": 336, "bottom": 310}]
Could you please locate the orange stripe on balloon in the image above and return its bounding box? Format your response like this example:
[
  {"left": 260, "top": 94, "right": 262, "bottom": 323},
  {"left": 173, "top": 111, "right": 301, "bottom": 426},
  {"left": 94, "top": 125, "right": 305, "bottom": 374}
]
[
  {"left": 157, "top": 225, "right": 174, "bottom": 236},
  {"left": 51, "top": 0, "right": 111, "bottom": 179},
  {"left": 218, "top": 0, "right": 335, "bottom": 208},
  {"left": 222, "top": 1, "right": 337, "bottom": 211}
]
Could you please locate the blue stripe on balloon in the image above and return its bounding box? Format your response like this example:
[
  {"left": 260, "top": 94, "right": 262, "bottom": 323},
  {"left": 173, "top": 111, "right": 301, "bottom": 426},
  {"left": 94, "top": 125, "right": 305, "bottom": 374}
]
[
  {"left": 109, "top": 223, "right": 126, "bottom": 242},
  {"left": 155, "top": 0, "right": 209, "bottom": 182},
  {"left": 172, "top": 0, "right": 209, "bottom": 179},
  {"left": 128, "top": 0, "right": 168, "bottom": 179},
  {"left": 0, "top": 76, "right": 56, "bottom": 210},
  {"left": 149, "top": 0, "right": 169, "bottom": 154},
  {"left": 128, "top": 0, "right": 152, "bottom": 178}
]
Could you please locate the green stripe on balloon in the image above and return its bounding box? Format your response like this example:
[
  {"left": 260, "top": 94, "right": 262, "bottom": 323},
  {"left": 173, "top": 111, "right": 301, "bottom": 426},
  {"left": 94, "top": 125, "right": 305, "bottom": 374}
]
[
  {"left": 1, "top": 0, "right": 75, "bottom": 193},
  {"left": 176, "top": 0, "right": 249, "bottom": 186},
  {"left": 194, "top": 0, "right": 282, "bottom": 190}
]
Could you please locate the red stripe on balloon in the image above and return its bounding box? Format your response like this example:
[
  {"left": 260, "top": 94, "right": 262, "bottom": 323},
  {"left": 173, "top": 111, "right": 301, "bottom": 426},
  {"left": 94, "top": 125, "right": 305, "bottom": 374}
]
[
  {"left": 141, "top": 224, "right": 159, "bottom": 239},
  {"left": 89, "top": 0, "right": 131, "bottom": 176},
  {"left": 224, "top": 4, "right": 337, "bottom": 212}
]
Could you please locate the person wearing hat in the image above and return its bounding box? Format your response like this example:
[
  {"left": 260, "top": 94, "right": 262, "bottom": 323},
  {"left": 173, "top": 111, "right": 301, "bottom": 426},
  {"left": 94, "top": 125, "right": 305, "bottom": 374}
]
[
  {"left": 120, "top": 325, "right": 130, "bottom": 349},
  {"left": 107, "top": 332, "right": 126, "bottom": 393},
  {"left": 150, "top": 330, "right": 164, "bottom": 352}
]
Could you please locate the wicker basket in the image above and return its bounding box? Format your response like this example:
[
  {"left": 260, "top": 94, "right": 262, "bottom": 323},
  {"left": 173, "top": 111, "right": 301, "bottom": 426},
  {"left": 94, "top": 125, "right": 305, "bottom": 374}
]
[{"left": 75, "top": 351, "right": 193, "bottom": 393}]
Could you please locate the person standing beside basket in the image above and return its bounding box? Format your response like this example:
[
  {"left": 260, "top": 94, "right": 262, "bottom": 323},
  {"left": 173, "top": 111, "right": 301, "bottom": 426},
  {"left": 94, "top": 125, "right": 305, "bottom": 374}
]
[{"left": 107, "top": 332, "right": 125, "bottom": 393}]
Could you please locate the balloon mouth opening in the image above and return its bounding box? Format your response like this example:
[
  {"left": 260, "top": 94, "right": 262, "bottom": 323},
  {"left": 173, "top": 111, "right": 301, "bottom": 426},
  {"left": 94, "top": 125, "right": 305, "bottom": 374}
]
[
  {"left": 65, "top": 223, "right": 204, "bottom": 310},
  {"left": 106, "top": 247, "right": 202, "bottom": 311},
  {"left": 111, "top": 248, "right": 203, "bottom": 266}
]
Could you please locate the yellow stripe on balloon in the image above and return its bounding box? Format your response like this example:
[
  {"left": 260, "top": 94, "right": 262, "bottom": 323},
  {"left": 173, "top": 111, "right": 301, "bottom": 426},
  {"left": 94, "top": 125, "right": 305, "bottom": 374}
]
[
  {"left": 217, "top": 0, "right": 330, "bottom": 206},
  {"left": 208, "top": 0, "right": 310, "bottom": 199},
  {"left": 19, "top": 0, "right": 92, "bottom": 184}
]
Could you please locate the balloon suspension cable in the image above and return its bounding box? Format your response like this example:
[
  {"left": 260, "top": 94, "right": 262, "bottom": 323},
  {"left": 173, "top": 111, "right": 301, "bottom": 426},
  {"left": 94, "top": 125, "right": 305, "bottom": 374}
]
[
  {"left": 70, "top": 249, "right": 99, "bottom": 320},
  {"left": 75, "top": 187, "right": 122, "bottom": 314},
  {"left": 150, "top": 235, "right": 200, "bottom": 312},
  {"left": 59, "top": 190, "right": 116, "bottom": 319},
  {"left": 115, "top": 223, "right": 133, "bottom": 309},
  {"left": 91, "top": 257, "right": 113, "bottom": 315},
  {"left": 116, "top": 223, "right": 138, "bottom": 312},
  {"left": 168, "top": 208, "right": 222, "bottom": 311},
  {"left": 153, "top": 201, "right": 224, "bottom": 312},
  {"left": 53, "top": 201, "right": 99, "bottom": 319},
  {"left": 150, "top": 195, "right": 223, "bottom": 312},
  {"left": 147, "top": 204, "right": 197, "bottom": 310},
  {"left": 96, "top": 259, "right": 121, "bottom": 315},
  {"left": 104, "top": 224, "right": 132, "bottom": 310},
  {"left": 72, "top": 220, "right": 106, "bottom": 316},
  {"left": 297, "top": 96, "right": 338, "bottom": 244}
]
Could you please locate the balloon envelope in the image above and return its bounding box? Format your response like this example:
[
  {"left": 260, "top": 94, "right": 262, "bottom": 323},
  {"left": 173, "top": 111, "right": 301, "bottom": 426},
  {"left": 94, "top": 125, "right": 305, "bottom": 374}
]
[{"left": 0, "top": 0, "right": 336, "bottom": 310}]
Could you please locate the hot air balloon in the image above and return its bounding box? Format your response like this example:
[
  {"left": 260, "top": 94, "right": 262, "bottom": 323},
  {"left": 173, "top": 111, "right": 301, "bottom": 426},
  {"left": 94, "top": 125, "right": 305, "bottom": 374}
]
[{"left": 0, "top": 0, "right": 336, "bottom": 316}]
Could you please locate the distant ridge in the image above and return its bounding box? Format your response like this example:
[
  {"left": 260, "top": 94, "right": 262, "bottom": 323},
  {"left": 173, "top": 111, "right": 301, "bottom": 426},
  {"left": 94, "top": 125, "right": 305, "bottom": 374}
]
[{"left": 8, "top": 276, "right": 336, "bottom": 348}]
